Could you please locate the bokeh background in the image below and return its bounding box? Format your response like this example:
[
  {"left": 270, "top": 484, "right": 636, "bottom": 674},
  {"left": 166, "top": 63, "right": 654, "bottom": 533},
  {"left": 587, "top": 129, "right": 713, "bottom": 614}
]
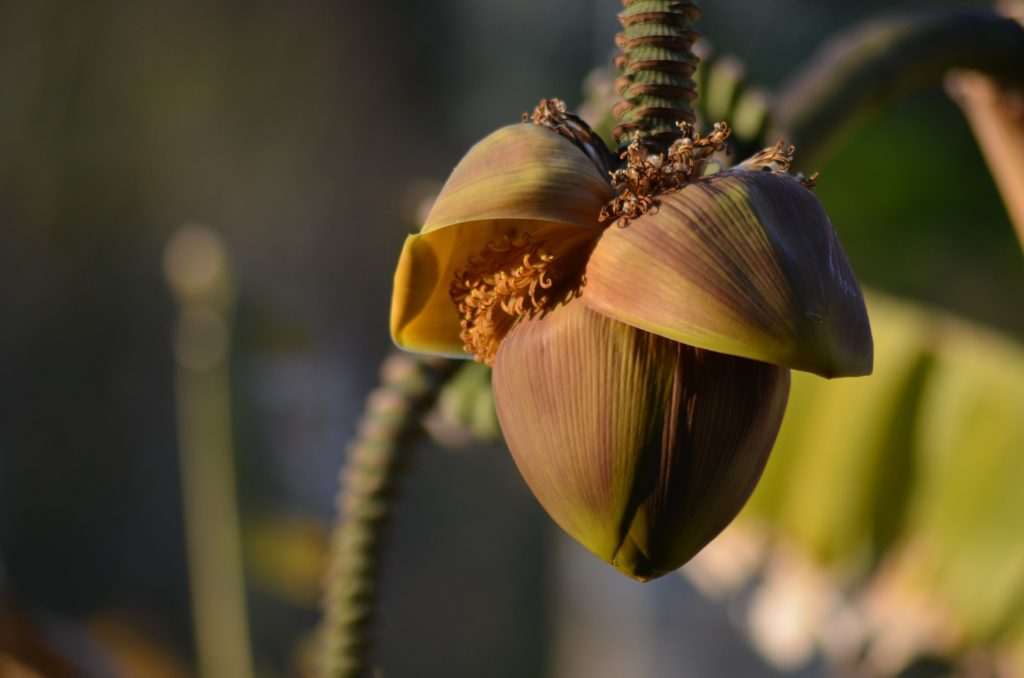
[{"left": 1, "top": 1, "right": 1021, "bottom": 676}]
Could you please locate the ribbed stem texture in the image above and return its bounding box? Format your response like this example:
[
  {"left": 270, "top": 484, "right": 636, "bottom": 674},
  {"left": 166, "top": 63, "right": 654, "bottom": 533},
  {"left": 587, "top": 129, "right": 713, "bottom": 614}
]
[
  {"left": 320, "top": 353, "right": 455, "bottom": 677},
  {"left": 613, "top": 0, "right": 702, "bottom": 148}
]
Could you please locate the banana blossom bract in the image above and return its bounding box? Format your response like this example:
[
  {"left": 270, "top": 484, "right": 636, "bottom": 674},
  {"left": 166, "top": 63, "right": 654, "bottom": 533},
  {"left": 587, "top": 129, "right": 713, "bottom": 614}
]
[{"left": 390, "top": 102, "right": 872, "bottom": 581}]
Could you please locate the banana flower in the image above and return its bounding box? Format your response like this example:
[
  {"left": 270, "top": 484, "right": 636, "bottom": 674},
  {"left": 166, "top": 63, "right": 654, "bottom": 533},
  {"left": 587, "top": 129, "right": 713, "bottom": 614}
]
[{"left": 390, "top": 100, "right": 872, "bottom": 581}]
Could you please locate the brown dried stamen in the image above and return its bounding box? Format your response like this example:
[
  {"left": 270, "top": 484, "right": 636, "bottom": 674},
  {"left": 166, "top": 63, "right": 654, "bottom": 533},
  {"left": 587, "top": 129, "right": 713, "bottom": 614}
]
[
  {"left": 600, "top": 133, "right": 665, "bottom": 225},
  {"left": 600, "top": 122, "right": 732, "bottom": 226},
  {"left": 525, "top": 97, "right": 569, "bottom": 127},
  {"left": 740, "top": 140, "right": 821, "bottom": 189},
  {"left": 524, "top": 98, "right": 618, "bottom": 176},
  {"left": 665, "top": 121, "right": 732, "bottom": 180},
  {"left": 450, "top": 232, "right": 586, "bottom": 365},
  {"left": 798, "top": 171, "right": 821, "bottom": 189},
  {"left": 740, "top": 140, "right": 796, "bottom": 173}
]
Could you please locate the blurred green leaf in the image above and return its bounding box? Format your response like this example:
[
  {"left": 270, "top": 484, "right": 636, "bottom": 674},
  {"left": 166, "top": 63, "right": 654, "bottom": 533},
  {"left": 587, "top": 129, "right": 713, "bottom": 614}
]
[{"left": 737, "top": 290, "right": 1024, "bottom": 667}]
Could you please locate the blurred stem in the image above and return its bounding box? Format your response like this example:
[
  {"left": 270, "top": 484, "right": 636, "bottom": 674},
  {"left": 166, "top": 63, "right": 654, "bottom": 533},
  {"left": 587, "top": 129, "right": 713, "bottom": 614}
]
[
  {"left": 166, "top": 226, "right": 254, "bottom": 678},
  {"left": 319, "top": 353, "right": 456, "bottom": 678},
  {"left": 947, "top": 70, "right": 1024, "bottom": 251},
  {"left": 175, "top": 348, "right": 254, "bottom": 678},
  {"left": 771, "top": 8, "right": 1024, "bottom": 166}
]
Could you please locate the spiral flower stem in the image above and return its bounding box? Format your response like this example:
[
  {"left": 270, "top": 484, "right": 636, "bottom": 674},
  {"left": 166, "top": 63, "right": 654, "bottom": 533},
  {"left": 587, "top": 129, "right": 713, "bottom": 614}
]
[
  {"left": 319, "top": 353, "right": 456, "bottom": 677},
  {"left": 613, "top": 0, "right": 703, "bottom": 151}
]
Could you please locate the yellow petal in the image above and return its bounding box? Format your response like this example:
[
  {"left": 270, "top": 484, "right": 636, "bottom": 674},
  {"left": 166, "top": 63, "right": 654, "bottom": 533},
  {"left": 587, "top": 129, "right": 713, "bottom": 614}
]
[
  {"left": 390, "top": 123, "right": 613, "bottom": 355},
  {"left": 492, "top": 300, "right": 790, "bottom": 581},
  {"left": 583, "top": 169, "right": 873, "bottom": 377}
]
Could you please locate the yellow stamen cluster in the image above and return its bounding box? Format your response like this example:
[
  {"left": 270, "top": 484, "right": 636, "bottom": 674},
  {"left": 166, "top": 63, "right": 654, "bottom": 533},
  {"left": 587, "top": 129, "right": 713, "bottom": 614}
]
[
  {"left": 451, "top": 233, "right": 581, "bottom": 365},
  {"left": 601, "top": 122, "right": 732, "bottom": 226}
]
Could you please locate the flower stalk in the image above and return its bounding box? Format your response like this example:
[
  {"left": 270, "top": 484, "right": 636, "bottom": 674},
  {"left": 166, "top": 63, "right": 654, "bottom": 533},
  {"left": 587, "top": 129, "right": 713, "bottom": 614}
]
[
  {"left": 613, "top": 0, "right": 703, "bottom": 149},
  {"left": 319, "top": 353, "right": 455, "bottom": 677}
]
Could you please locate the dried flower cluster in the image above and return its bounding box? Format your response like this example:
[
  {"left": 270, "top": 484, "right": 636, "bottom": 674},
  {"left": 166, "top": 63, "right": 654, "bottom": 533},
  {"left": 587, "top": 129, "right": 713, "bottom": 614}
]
[{"left": 600, "top": 122, "right": 732, "bottom": 225}]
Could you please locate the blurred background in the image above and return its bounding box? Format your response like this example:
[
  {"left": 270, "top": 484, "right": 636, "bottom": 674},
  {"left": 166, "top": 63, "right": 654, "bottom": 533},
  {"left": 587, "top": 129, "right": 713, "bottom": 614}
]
[{"left": 0, "top": 0, "right": 1021, "bottom": 676}]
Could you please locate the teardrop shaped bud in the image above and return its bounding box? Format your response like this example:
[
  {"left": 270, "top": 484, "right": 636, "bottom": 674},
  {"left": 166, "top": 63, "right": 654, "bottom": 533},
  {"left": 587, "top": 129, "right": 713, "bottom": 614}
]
[
  {"left": 583, "top": 169, "right": 873, "bottom": 378},
  {"left": 391, "top": 123, "right": 613, "bottom": 356},
  {"left": 492, "top": 300, "right": 790, "bottom": 581}
]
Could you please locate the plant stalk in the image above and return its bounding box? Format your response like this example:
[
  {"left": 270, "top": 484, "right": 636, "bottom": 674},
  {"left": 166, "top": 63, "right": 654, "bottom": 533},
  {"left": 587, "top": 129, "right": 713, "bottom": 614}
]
[
  {"left": 319, "top": 353, "right": 456, "bottom": 678},
  {"left": 165, "top": 225, "right": 254, "bottom": 678},
  {"left": 613, "top": 0, "right": 703, "bottom": 150},
  {"left": 948, "top": 70, "right": 1024, "bottom": 251},
  {"left": 770, "top": 8, "right": 1024, "bottom": 166}
]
